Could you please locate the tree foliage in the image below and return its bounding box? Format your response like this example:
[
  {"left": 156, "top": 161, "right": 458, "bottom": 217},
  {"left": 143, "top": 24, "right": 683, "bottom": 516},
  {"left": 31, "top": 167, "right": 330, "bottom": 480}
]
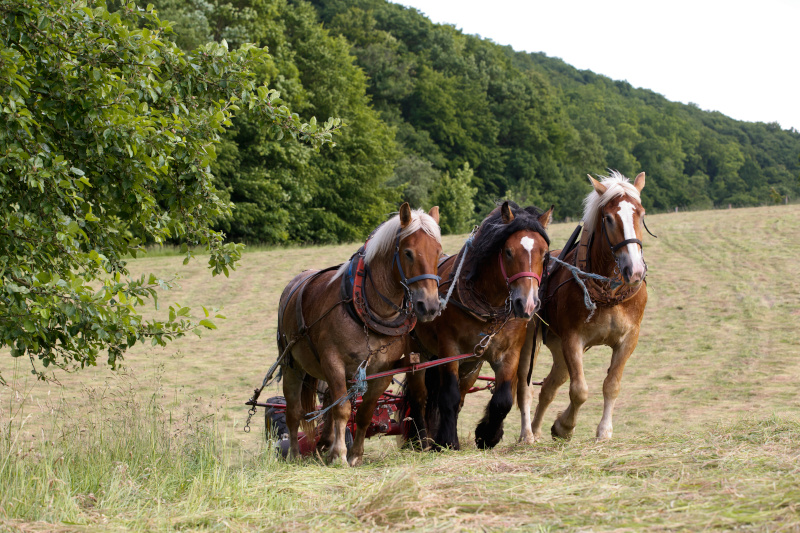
[
  {"left": 148, "top": 0, "right": 400, "bottom": 244},
  {"left": 0, "top": 0, "right": 339, "bottom": 378},
  {"left": 311, "top": 0, "right": 800, "bottom": 217},
  {"left": 153, "top": 0, "right": 800, "bottom": 240}
]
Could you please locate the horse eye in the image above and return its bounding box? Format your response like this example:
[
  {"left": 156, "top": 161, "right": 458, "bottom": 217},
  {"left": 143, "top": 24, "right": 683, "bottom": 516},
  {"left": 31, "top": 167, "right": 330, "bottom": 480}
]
[
  {"left": 605, "top": 214, "right": 613, "bottom": 224},
  {"left": 505, "top": 248, "right": 513, "bottom": 258},
  {"left": 404, "top": 249, "right": 414, "bottom": 260}
]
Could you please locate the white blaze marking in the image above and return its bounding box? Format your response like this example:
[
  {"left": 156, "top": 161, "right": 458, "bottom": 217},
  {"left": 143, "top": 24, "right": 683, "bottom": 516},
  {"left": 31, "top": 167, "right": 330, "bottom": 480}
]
[
  {"left": 617, "top": 201, "right": 644, "bottom": 268},
  {"left": 519, "top": 235, "right": 537, "bottom": 313},
  {"left": 520, "top": 236, "right": 535, "bottom": 269}
]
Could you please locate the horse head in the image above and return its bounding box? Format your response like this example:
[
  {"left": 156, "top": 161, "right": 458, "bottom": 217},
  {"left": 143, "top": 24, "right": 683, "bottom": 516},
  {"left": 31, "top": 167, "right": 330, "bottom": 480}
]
[
  {"left": 393, "top": 203, "right": 442, "bottom": 322},
  {"left": 498, "top": 202, "right": 554, "bottom": 319},
  {"left": 588, "top": 172, "right": 648, "bottom": 285}
]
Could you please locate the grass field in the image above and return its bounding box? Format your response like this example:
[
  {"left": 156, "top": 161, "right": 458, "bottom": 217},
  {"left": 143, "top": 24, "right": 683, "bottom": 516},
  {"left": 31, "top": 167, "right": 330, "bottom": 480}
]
[{"left": 2, "top": 204, "right": 800, "bottom": 531}]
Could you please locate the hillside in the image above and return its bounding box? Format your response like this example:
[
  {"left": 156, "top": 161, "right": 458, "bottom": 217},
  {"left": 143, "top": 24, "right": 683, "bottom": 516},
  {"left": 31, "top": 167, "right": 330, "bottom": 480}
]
[
  {"left": 142, "top": 0, "right": 800, "bottom": 243},
  {"left": 311, "top": 0, "right": 800, "bottom": 217},
  {"left": 2, "top": 204, "right": 800, "bottom": 529}
]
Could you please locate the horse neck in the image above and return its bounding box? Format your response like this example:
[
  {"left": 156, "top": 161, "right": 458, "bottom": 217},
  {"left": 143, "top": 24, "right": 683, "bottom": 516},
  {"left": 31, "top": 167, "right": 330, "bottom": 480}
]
[
  {"left": 473, "top": 257, "right": 509, "bottom": 308},
  {"left": 364, "top": 253, "right": 405, "bottom": 318},
  {"left": 588, "top": 219, "right": 617, "bottom": 277}
]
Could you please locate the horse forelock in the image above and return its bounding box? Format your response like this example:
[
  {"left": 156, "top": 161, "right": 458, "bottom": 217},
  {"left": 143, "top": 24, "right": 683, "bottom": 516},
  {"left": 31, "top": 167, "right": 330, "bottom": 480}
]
[
  {"left": 363, "top": 209, "right": 442, "bottom": 267},
  {"left": 329, "top": 210, "right": 441, "bottom": 285},
  {"left": 465, "top": 201, "right": 550, "bottom": 280},
  {"left": 582, "top": 170, "right": 642, "bottom": 235}
]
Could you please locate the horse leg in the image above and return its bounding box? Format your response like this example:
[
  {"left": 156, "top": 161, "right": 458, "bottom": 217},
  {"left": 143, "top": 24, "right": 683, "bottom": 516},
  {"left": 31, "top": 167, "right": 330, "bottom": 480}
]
[
  {"left": 597, "top": 333, "right": 639, "bottom": 440},
  {"left": 281, "top": 368, "right": 305, "bottom": 460},
  {"left": 323, "top": 369, "right": 351, "bottom": 466},
  {"left": 518, "top": 323, "right": 540, "bottom": 444},
  {"left": 531, "top": 338, "right": 569, "bottom": 441},
  {"left": 433, "top": 360, "right": 462, "bottom": 450},
  {"left": 401, "top": 370, "right": 429, "bottom": 450},
  {"left": 457, "top": 360, "right": 483, "bottom": 410},
  {"left": 348, "top": 375, "right": 392, "bottom": 467},
  {"left": 551, "top": 336, "right": 588, "bottom": 440},
  {"left": 315, "top": 390, "right": 334, "bottom": 452},
  {"left": 474, "top": 360, "right": 515, "bottom": 449}
]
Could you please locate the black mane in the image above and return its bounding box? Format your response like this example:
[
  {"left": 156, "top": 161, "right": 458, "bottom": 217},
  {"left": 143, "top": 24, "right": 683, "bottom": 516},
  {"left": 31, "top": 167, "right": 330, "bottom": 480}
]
[{"left": 464, "top": 201, "right": 550, "bottom": 280}]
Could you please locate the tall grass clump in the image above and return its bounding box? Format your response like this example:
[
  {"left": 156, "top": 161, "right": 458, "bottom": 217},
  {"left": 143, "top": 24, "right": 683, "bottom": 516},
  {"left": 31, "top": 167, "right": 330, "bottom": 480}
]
[{"left": 0, "top": 372, "right": 288, "bottom": 529}]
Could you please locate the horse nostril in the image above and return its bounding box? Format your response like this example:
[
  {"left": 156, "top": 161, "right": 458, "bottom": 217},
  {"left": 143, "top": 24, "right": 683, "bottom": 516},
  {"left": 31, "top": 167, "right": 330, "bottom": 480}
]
[
  {"left": 415, "top": 301, "right": 427, "bottom": 316},
  {"left": 622, "top": 266, "right": 632, "bottom": 280}
]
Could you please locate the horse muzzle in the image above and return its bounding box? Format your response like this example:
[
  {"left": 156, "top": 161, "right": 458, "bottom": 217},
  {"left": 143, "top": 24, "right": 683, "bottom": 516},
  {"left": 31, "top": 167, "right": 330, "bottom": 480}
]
[
  {"left": 412, "top": 292, "right": 440, "bottom": 322},
  {"left": 621, "top": 261, "right": 647, "bottom": 285},
  {"left": 511, "top": 292, "right": 539, "bottom": 320}
]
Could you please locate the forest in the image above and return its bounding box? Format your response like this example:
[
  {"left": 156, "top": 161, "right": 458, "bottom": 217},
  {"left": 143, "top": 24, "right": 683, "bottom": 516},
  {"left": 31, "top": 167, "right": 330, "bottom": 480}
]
[{"left": 152, "top": 0, "right": 800, "bottom": 242}]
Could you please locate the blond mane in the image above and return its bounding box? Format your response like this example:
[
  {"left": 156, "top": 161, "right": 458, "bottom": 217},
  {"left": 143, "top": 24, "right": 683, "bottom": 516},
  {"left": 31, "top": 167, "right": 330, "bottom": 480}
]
[
  {"left": 332, "top": 209, "right": 441, "bottom": 281},
  {"left": 582, "top": 170, "right": 642, "bottom": 235}
]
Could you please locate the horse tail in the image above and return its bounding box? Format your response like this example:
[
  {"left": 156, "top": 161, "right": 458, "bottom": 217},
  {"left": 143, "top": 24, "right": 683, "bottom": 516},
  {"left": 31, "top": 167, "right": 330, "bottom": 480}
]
[{"left": 300, "top": 373, "right": 318, "bottom": 437}]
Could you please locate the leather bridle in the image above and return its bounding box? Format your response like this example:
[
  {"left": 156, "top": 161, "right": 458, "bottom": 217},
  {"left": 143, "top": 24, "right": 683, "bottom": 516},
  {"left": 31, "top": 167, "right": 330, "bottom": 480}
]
[{"left": 497, "top": 251, "right": 542, "bottom": 287}]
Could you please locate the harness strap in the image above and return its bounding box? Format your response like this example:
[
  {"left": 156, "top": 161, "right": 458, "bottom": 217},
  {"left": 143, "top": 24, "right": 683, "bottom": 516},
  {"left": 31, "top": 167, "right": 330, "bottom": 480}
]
[
  {"left": 293, "top": 269, "right": 336, "bottom": 362},
  {"left": 602, "top": 217, "right": 643, "bottom": 253},
  {"left": 498, "top": 251, "right": 541, "bottom": 284},
  {"left": 393, "top": 231, "right": 441, "bottom": 287}
]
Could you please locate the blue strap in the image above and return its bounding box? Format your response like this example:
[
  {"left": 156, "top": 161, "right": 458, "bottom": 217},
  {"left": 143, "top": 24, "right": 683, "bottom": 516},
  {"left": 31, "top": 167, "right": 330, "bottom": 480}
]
[{"left": 393, "top": 235, "right": 441, "bottom": 287}]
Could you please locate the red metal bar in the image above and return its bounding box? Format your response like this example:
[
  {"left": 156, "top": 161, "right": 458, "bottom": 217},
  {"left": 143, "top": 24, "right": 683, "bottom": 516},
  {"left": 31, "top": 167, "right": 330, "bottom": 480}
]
[{"left": 360, "top": 351, "right": 480, "bottom": 382}]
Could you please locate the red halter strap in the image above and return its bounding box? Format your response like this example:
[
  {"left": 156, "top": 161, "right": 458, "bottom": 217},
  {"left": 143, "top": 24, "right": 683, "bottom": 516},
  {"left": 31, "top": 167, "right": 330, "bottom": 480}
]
[{"left": 498, "top": 252, "right": 541, "bottom": 285}]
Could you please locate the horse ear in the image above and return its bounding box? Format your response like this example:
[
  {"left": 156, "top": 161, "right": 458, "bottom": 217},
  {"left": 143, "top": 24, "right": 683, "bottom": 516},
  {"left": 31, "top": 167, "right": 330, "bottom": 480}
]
[
  {"left": 428, "top": 205, "right": 440, "bottom": 224},
  {"left": 588, "top": 175, "right": 607, "bottom": 195},
  {"left": 501, "top": 201, "right": 514, "bottom": 224},
  {"left": 633, "top": 172, "right": 646, "bottom": 192},
  {"left": 399, "top": 202, "right": 412, "bottom": 228},
  {"left": 538, "top": 205, "right": 554, "bottom": 229}
]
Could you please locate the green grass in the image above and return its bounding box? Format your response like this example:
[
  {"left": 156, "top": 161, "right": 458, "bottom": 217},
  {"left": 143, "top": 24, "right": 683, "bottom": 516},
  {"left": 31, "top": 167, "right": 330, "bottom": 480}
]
[{"left": 2, "top": 204, "right": 800, "bottom": 531}]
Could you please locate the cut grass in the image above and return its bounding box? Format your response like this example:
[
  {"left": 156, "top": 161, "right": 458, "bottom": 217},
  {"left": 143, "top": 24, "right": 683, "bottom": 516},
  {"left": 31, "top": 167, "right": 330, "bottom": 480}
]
[
  {"left": 2, "top": 204, "right": 800, "bottom": 530},
  {"left": 3, "top": 383, "right": 799, "bottom": 531}
]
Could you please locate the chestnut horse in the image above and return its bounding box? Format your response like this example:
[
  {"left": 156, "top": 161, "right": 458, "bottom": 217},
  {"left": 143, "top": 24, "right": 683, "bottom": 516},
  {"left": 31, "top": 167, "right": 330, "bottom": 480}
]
[
  {"left": 404, "top": 201, "right": 553, "bottom": 450},
  {"left": 518, "top": 171, "right": 649, "bottom": 443},
  {"left": 278, "top": 204, "right": 442, "bottom": 466}
]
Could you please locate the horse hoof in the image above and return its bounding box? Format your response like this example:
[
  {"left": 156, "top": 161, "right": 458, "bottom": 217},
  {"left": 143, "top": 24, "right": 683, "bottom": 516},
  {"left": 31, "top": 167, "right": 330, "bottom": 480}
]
[
  {"left": 596, "top": 429, "right": 613, "bottom": 441},
  {"left": 551, "top": 422, "right": 572, "bottom": 441},
  {"left": 475, "top": 427, "right": 503, "bottom": 449},
  {"left": 347, "top": 454, "right": 363, "bottom": 467}
]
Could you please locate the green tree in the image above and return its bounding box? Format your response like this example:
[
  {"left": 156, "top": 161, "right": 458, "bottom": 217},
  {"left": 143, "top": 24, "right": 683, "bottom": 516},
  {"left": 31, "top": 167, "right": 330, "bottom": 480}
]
[
  {"left": 154, "top": 0, "right": 399, "bottom": 243},
  {"left": 431, "top": 163, "right": 477, "bottom": 234},
  {"left": 0, "top": 0, "right": 339, "bottom": 379}
]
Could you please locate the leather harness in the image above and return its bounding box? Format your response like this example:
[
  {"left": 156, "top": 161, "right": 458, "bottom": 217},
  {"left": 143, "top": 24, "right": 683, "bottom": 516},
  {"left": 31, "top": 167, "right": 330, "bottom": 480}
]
[{"left": 278, "top": 228, "right": 440, "bottom": 363}]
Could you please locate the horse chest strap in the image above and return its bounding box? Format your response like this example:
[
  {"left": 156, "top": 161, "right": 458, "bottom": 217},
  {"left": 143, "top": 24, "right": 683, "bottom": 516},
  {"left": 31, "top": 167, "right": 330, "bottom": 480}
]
[{"left": 352, "top": 255, "right": 417, "bottom": 337}]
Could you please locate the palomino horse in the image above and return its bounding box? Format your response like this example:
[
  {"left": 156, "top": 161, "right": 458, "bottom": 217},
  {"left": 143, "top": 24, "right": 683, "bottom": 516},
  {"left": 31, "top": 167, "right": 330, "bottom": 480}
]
[
  {"left": 404, "top": 201, "right": 553, "bottom": 450},
  {"left": 278, "top": 204, "right": 442, "bottom": 466},
  {"left": 518, "top": 170, "right": 649, "bottom": 443}
]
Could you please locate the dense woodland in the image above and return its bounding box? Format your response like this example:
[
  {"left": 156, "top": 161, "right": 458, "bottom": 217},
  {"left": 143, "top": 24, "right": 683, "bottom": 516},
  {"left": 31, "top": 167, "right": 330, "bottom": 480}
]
[{"left": 152, "top": 0, "right": 800, "bottom": 242}]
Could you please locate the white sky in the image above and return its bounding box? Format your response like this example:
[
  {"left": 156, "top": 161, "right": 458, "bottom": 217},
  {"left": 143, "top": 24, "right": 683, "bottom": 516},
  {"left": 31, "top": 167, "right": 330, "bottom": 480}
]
[{"left": 397, "top": 0, "right": 800, "bottom": 132}]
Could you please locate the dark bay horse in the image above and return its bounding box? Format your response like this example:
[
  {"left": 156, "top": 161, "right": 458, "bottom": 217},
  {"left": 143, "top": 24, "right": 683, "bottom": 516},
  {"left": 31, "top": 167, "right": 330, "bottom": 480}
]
[
  {"left": 519, "top": 171, "right": 649, "bottom": 443},
  {"left": 278, "top": 204, "right": 442, "bottom": 466},
  {"left": 404, "top": 201, "right": 553, "bottom": 450}
]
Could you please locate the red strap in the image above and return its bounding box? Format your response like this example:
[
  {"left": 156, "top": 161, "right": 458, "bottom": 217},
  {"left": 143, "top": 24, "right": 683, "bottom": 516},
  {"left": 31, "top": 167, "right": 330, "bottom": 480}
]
[{"left": 498, "top": 252, "right": 541, "bottom": 285}]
